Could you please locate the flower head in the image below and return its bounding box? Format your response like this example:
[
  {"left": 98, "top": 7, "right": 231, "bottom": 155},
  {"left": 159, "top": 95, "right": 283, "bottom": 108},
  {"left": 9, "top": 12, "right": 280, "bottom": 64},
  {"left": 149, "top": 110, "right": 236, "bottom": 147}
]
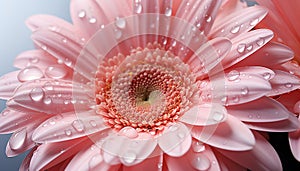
[{"left": 0, "top": 0, "right": 300, "bottom": 170}]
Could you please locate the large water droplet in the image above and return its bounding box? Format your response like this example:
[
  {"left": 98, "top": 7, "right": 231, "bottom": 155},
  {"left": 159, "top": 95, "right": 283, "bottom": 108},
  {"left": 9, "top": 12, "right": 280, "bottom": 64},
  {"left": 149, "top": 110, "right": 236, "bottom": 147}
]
[
  {"left": 227, "top": 70, "right": 240, "bottom": 81},
  {"left": 237, "top": 43, "right": 246, "bottom": 53},
  {"left": 30, "top": 87, "right": 45, "bottom": 102},
  {"left": 119, "top": 126, "right": 138, "bottom": 138},
  {"left": 18, "top": 66, "right": 44, "bottom": 82},
  {"left": 78, "top": 10, "right": 86, "bottom": 18},
  {"left": 115, "top": 17, "right": 126, "bottom": 29},
  {"left": 89, "top": 154, "right": 103, "bottom": 169},
  {"left": 192, "top": 141, "right": 205, "bottom": 153},
  {"left": 165, "top": 7, "right": 172, "bottom": 17},
  {"left": 72, "top": 120, "right": 85, "bottom": 132},
  {"left": 45, "top": 65, "right": 68, "bottom": 79},
  {"left": 9, "top": 128, "right": 27, "bottom": 150},
  {"left": 122, "top": 152, "right": 136, "bottom": 164},
  {"left": 230, "top": 25, "right": 240, "bottom": 34},
  {"left": 191, "top": 154, "right": 211, "bottom": 170}
]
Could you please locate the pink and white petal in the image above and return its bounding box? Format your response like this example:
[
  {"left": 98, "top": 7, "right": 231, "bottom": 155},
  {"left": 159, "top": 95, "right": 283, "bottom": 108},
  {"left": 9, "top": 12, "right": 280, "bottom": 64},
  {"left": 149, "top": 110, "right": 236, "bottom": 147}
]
[
  {"left": 14, "top": 50, "right": 57, "bottom": 69},
  {"left": 32, "top": 110, "right": 108, "bottom": 143},
  {"left": 165, "top": 143, "right": 220, "bottom": 171},
  {"left": 26, "top": 15, "right": 77, "bottom": 33},
  {"left": 0, "top": 108, "right": 48, "bottom": 134},
  {"left": 122, "top": 152, "right": 163, "bottom": 171},
  {"left": 0, "top": 71, "right": 21, "bottom": 100},
  {"left": 158, "top": 123, "right": 192, "bottom": 157},
  {"left": 222, "top": 29, "right": 273, "bottom": 69},
  {"left": 234, "top": 42, "right": 294, "bottom": 68},
  {"left": 267, "top": 70, "right": 300, "bottom": 96},
  {"left": 187, "top": 38, "right": 232, "bottom": 77},
  {"left": 276, "top": 89, "right": 300, "bottom": 113},
  {"left": 31, "top": 28, "right": 97, "bottom": 80},
  {"left": 192, "top": 114, "right": 255, "bottom": 151},
  {"left": 289, "top": 122, "right": 300, "bottom": 162},
  {"left": 101, "top": 132, "right": 157, "bottom": 166},
  {"left": 29, "top": 137, "right": 91, "bottom": 171},
  {"left": 281, "top": 61, "right": 300, "bottom": 78},
  {"left": 19, "top": 147, "right": 37, "bottom": 171},
  {"left": 227, "top": 96, "right": 289, "bottom": 123},
  {"left": 201, "top": 67, "right": 272, "bottom": 105},
  {"left": 214, "top": 150, "right": 247, "bottom": 171},
  {"left": 217, "top": 131, "right": 282, "bottom": 171},
  {"left": 210, "top": 6, "right": 267, "bottom": 39},
  {"left": 245, "top": 112, "right": 299, "bottom": 132},
  {"left": 7, "top": 79, "right": 92, "bottom": 114},
  {"left": 217, "top": 0, "right": 247, "bottom": 17},
  {"left": 179, "top": 103, "right": 227, "bottom": 126}
]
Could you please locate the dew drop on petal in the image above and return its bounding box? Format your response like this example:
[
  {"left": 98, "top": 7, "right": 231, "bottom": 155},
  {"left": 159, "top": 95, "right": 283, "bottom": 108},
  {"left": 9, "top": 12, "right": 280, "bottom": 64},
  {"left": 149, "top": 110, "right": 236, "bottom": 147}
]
[
  {"left": 89, "top": 120, "right": 97, "bottom": 127},
  {"left": 119, "top": 126, "right": 138, "bottom": 138},
  {"left": 191, "top": 154, "right": 211, "bottom": 170},
  {"left": 256, "top": 38, "right": 264, "bottom": 46},
  {"left": 41, "top": 45, "right": 48, "bottom": 51},
  {"left": 72, "top": 120, "right": 85, "bottom": 132},
  {"left": 221, "top": 96, "right": 228, "bottom": 105},
  {"left": 135, "top": 3, "right": 143, "bottom": 14},
  {"left": 241, "top": 87, "right": 249, "bottom": 95},
  {"left": 237, "top": 43, "right": 246, "bottom": 53},
  {"left": 227, "top": 70, "right": 240, "bottom": 81},
  {"left": 9, "top": 128, "right": 27, "bottom": 150},
  {"left": 122, "top": 152, "right": 136, "bottom": 164},
  {"left": 89, "top": 154, "right": 103, "bottom": 169},
  {"left": 89, "top": 17, "right": 97, "bottom": 24},
  {"left": 78, "top": 10, "right": 86, "bottom": 18},
  {"left": 246, "top": 44, "right": 253, "bottom": 51},
  {"left": 250, "top": 18, "right": 260, "bottom": 26},
  {"left": 115, "top": 17, "right": 126, "bottom": 29},
  {"left": 45, "top": 65, "right": 68, "bottom": 79},
  {"left": 205, "top": 15, "right": 212, "bottom": 23},
  {"left": 262, "top": 72, "right": 272, "bottom": 80},
  {"left": 285, "top": 82, "right": 293, "bottom": 88},
  {"left": 114, "top": 29, "right": 122, "bottom": 39},
  {"left": 29, "top": 57, "right": 39, "bottom": 64},
  {"left": 43, "top": 97, "right": 52, "bottom": 105},
  {"left": 30, "top": 87, "right": 45, "bottom": 102},
  {"left": 213, "top": 112, "right": 224, "bottom": 122},
  {"left": 64, "top": 58, "right": 72, "bottom": 67},
  {"left": 18, "top": 66, "right": 44, "bottom": 82},
  {"left": 165, "top": 7, "right": 172, "bottom": 17},
  {"left": 192, "top": 141, "right": 205, "bottom": 153},
  {"left": 65, "top": 129, "right": 72, "bottom": 136},
  {"left": 230, "top": 25, "right": 240, "bottom": 34}
]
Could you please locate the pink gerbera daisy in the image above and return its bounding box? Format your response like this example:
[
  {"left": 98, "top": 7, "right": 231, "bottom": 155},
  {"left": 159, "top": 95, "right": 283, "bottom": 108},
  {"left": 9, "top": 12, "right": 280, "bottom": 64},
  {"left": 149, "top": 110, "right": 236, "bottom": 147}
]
[{"left": 0, "top": 0, "right": 299, "bottom": 170}]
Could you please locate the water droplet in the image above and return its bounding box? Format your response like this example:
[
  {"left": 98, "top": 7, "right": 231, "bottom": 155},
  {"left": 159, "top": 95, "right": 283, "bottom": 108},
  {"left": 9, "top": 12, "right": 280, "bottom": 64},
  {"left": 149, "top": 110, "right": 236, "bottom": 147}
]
[
  {"left": 43, "top": 82, "right": 54, "bottom": 91},
  {"left": 237, "top": 43, "right": 246, "bottom": 53},
  {"left": 122, "top": 152, "right": 136, "bottom": 164},
  {"left": 250, "top": 18, "right": 260, "bottom": 26},
  {"left": 89, "top": 154, "right": 103, "bottom": 169},
  {"left": 248, "top": 114, "right": 253, "bottom": 119},
  {"left": 100, "top": 24, "right": 105, "bottom": 29},
  {"left": 135, "top": 3, "right": 143, "bottom": 14},
  {"left": 30, "top": 57, "right": 39, "bottom": 64},
  {"left": 262, "top": 72, "right": 272, "bottom": 80},
  {"left": 227, "top": 70, "right": 240, "bottom": 81},
  {"left": 246, "top": 44, "right": 253, "bottom": 51},
  {"left": 78, "top": 10, "right": 86, "bottom": 18},
  {"left": 191, "top": 155, "right": 211, "bottom": 170},
  {"left": 45, "top": 65, "right": 68, "bottom": 79},
  {"left": 172, "top": 40, "right": 177, "bottom": 47},
  {"left": 241, "top": 87, "right": 249, "bottom": 95},
  {"left": 285, "top": 82, "right": 293, "bottom": 88},
  {"left": 18, "top": 66, "right": 44, "bottom": 82},
  {"left": 64, "top": 58, "right": 72, "bottom": 67},
  {"left": 65, "top": 129, "right": 72, "bottom": 136},
  {"left": 232, "top": 96, "right": 240, "bottom": 103},
  {"left": 256, "top": 38, "right": 265, "bottom": 46},
  {"left": 62, "top": 38, "right": 67, "bottom": 43},
  {"left": 72, "top": 120, "right": 85, "bottom": 132},
  {"left": 115, "top": 17, "right": 126, "bottom": 29},
  {"left": 89, "top": 17, "right": 97, "bottom": 24},
  {"left": 205, "top": 15, "right": 212, "bottom": 23},
  {"left": 157, "top": 162, "right": 163, "bottom": 168},
  {"left": 213, "top": 112, "right": 224, "bottom": 122},
  {"left": 230, "top": 25, "right": 240, "bottom": 34},
  {"left": 1, "top": 109, "right": 9, "bottom": 116},
  {"left": 221, "top": 96, "right": 228, "bottom": 105},
  {"left": 30, "top": 87, "right": 45, "bottom": 102},
  {"left": 41, "top": 45, "right": 48, "bottom": 51},
  {"left": 114, "top": 29, "right": 122, "bottom": 39},
  {"left": 192, "top": 141, "right": 205, "bottom": 152},
  {"left": 9, "top": 128, "right": 27, "bottom": 150},
  {"left": 119, "top": 126, "right": 138, "bottom": 138},
  {"left": 165, "top": 7, "right": 172, "bottom": 17},
  {"left": 43, "top": 97, "right": 52, "bottom": 105},
  {"left": 49, "top": 119, "right": 56, "bottom": 125}
]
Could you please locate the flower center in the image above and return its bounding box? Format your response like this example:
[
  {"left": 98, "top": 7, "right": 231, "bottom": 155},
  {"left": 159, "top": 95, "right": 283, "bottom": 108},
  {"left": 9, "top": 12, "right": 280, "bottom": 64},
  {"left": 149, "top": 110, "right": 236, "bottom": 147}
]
[{"left": 95, "top": 43, "right": 198, "bottom": 134}]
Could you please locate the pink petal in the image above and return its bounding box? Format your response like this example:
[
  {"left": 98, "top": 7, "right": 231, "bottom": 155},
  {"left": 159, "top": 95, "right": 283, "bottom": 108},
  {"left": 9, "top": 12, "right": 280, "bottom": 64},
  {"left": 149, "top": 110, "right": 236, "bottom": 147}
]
[
  {"left": 200, "top": 67, "right": 272, "bottom": 105},
  {"left": 187, "top": 37, "right": 232, "bottom": 77},
  {"left": 7, "top": 79, "right": 92, "bottom": 114},
  {"left": 214, "top": 151, "right": 247, "bottom": 171},
  {"left": 210, "top": 6, "right": 267, "bottom": 39},
  {"left": 29, "top": 137, "right": 91, "bottom": 171},
  {"left": 245, "top": 112, "right": 299, "bottom": 132},
  {"left": 275, "top": 89, "right": 300, "bottom": 113},
  {"left": 192, "top": 114, "right": 255, "bottom": 151},
  {"left": 0, "top": 108, "right": 48, "bottom": 134},
  {"left": 227, "top": 96, "right": 289, "bottom": 122},
  {"left": 234, "top": 42, "right": 294, "bottom": 68},
  {"left": 70, "top": 0, "right": 132, "bottom": 38},
  {"left": 158, "top": 123, "right": 192, "bottom": 157},
  {"left": 101, "top": 132, "right": 157, "bottom": 166},
  {"left": 217, "top": 131, "right": 282, "bottom": 171},
  {"left": 281, "top": 61, "right": 300, "bottom": 78},
  {"left": 14, "top": 50, "right": 56, "bottom": 69},
  {"left": 0, "top": 71, "right": 21, "bottom": 100},
  {"left": 32, "top": 110, "right": 108, "bottom": 143},
  {"left": 165, "top": 143, "right": 221, "bottom": 171},
  {"left": 289, "top": 122, "right": 300, "bottom": 161},
  {"left": 222, "top": 29, "right": 273, "bottom": 69},
  {"left": 19, "top": 147, "right": 37, "bottom": 171},
  {"left": 179, "top": 103, "right": 227, "bottom": 126},
  {"left": 267, "top": 70, "right": 300, "bottom": 96}
]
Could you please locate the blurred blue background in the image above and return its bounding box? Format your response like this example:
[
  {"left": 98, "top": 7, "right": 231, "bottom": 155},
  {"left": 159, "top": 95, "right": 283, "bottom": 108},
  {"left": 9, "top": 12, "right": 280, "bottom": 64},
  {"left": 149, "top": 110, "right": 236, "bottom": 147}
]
[{"left": 0, "top": 1, "right": 70, "bottom": 170}]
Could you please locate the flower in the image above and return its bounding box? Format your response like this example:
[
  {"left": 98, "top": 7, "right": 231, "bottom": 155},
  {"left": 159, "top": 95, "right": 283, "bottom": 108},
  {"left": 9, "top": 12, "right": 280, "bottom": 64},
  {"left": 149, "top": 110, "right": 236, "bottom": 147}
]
[
  {"left": 255, "top": 0, "right": 300, "bottom": 162},
  {"left": 0, "top": 0, "right": 299, "bottom": 170}
]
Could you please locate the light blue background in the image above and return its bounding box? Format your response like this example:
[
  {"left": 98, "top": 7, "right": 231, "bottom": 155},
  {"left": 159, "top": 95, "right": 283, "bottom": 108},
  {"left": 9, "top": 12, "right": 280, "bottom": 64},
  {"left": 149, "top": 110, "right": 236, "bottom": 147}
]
[{"left": 0, "top": 1, "right": 70, "bottom": 170}]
